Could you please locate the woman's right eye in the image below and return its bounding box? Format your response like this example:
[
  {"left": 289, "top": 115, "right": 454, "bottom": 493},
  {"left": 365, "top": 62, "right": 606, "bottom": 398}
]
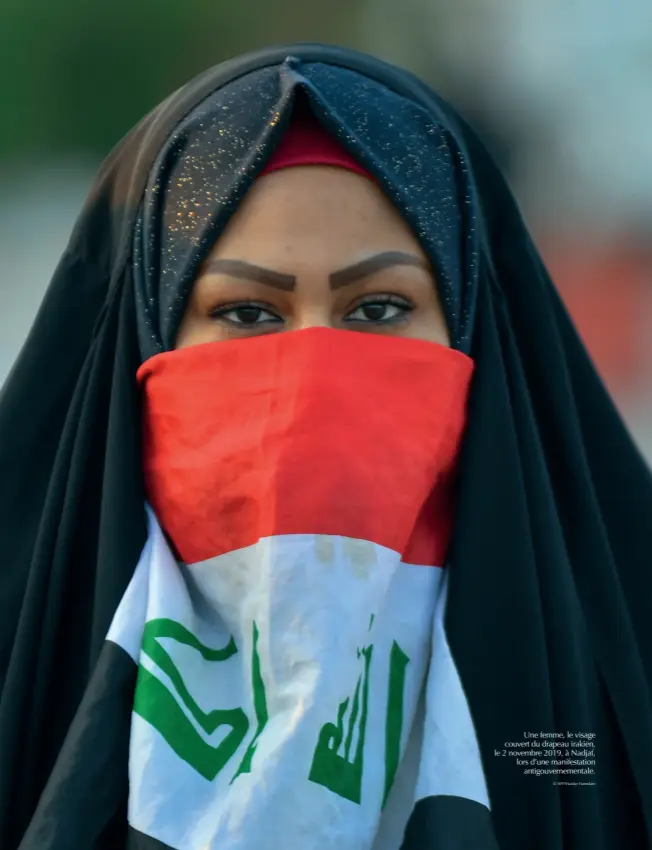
[{"left": 210, "top": 303, "right": 283, "bottom": 327}]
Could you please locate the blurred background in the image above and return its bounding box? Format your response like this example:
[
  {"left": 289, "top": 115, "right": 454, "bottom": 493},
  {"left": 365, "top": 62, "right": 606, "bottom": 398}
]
[{"left": 1, "top": 0, "right": 651, "bottom": 457}]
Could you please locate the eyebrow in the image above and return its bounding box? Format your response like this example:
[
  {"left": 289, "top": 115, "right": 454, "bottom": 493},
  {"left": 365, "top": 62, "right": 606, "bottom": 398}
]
[
  {"left": 329, "top": 251, "right": 429, "bottom": 290},
  {"left": 202, "top": 250, "right": 429, "bottom": 292},
  {"left": 201, "top": 258, "right": 296, "bottom": 291}
]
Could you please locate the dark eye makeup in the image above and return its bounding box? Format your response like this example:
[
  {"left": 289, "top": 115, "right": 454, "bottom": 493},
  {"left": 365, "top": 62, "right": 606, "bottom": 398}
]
[{"left": 209, "top": 294, "right": 414, "bottom": 329}]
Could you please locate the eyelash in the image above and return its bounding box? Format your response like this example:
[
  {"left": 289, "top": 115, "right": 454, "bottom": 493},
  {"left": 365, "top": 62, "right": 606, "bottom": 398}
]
[{"left": 210, "top": 294, "right": 414, "bottom": 328}]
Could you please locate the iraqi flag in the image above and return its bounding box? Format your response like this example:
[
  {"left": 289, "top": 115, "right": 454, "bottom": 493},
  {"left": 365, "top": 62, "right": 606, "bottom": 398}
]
[{"left": 19, "top": 331, "right": 497, "bottom": 849}]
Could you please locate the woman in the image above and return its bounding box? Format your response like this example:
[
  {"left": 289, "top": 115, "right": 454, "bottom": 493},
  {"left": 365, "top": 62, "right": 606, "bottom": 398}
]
[{"left": 0, "top": 44, "right": 651, "bottom": 850}]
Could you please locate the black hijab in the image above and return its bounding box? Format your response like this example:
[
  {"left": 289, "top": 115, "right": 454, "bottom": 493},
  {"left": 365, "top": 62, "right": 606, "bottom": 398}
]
[{"left": 1, "top": 44, "right": 651, "bottom": 850}]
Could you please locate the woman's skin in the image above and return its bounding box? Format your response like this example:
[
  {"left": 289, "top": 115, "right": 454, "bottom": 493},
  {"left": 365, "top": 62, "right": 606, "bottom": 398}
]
[{"left": 176, "top": 166, "right": 450, "bottom": 349}]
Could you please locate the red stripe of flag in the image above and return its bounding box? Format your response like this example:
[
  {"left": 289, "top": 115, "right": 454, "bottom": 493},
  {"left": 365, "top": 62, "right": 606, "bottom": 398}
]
[{"left": 138, "top": 329, "right": 473, "bottom": 566}]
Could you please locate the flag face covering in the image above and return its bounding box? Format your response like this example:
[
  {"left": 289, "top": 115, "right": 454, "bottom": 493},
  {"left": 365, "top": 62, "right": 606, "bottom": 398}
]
[
  {"left": 136, "top": 327, "right": 474, "bottom": 566},
  {"left": 112, "top": 328, "right": 487, "bottom": 849}
]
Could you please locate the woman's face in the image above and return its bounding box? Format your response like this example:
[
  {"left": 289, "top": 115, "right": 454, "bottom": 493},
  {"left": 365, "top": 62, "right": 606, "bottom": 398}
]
[{"left": 176, "top": 166, "right": 450, "bottom": 348}]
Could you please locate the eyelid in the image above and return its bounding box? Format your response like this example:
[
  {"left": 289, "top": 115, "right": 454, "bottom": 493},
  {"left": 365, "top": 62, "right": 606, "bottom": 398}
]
[
  {"left": 353, "top": 292, "right": 412, "bottom": 303},
  {"left": 347, "top": 293, "right": 414, "bottom": 310},
  {"left": 209, "top": 299, "right": 281, "bottom": 318}
]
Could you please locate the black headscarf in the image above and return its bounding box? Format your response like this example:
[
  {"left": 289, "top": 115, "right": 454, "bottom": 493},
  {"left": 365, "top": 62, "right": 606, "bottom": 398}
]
[
  {"left": 1, "top": 44, "right": 651, "bottom": 850},
  {"left": 132, "top": 59, "right": 476, "bottom": 360}
]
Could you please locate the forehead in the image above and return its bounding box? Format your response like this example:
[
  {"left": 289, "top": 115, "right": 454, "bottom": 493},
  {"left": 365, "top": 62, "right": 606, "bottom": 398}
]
[{"left": 206, "top": 166, "right": 425, "bottom": 256}]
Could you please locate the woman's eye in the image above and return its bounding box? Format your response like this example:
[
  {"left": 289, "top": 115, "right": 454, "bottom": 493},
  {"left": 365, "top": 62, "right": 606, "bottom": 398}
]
[
  {"left": 211, "top": 303, "right": 282, "bottom": 326},
  {"left": 345, "top": 297, "right": 413, "bottom": 324},
  {"left": 210, "top": 296, "right": 413, "bottom": 328}
]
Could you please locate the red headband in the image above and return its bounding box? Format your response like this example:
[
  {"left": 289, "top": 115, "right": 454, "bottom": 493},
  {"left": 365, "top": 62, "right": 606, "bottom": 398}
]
[{"left": 260, "top": 109, "right": 373, "bottom": 182}]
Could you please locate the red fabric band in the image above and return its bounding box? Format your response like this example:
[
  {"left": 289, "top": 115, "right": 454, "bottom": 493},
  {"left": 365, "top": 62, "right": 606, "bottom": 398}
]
[{"left": 260, "top": 109, "right": 374, "bottom": 181}]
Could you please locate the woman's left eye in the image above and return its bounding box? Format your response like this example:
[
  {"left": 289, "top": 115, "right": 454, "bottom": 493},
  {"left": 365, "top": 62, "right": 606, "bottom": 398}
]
[{"left": 345, "top": 296, "right": 413, "bottom": 324}]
